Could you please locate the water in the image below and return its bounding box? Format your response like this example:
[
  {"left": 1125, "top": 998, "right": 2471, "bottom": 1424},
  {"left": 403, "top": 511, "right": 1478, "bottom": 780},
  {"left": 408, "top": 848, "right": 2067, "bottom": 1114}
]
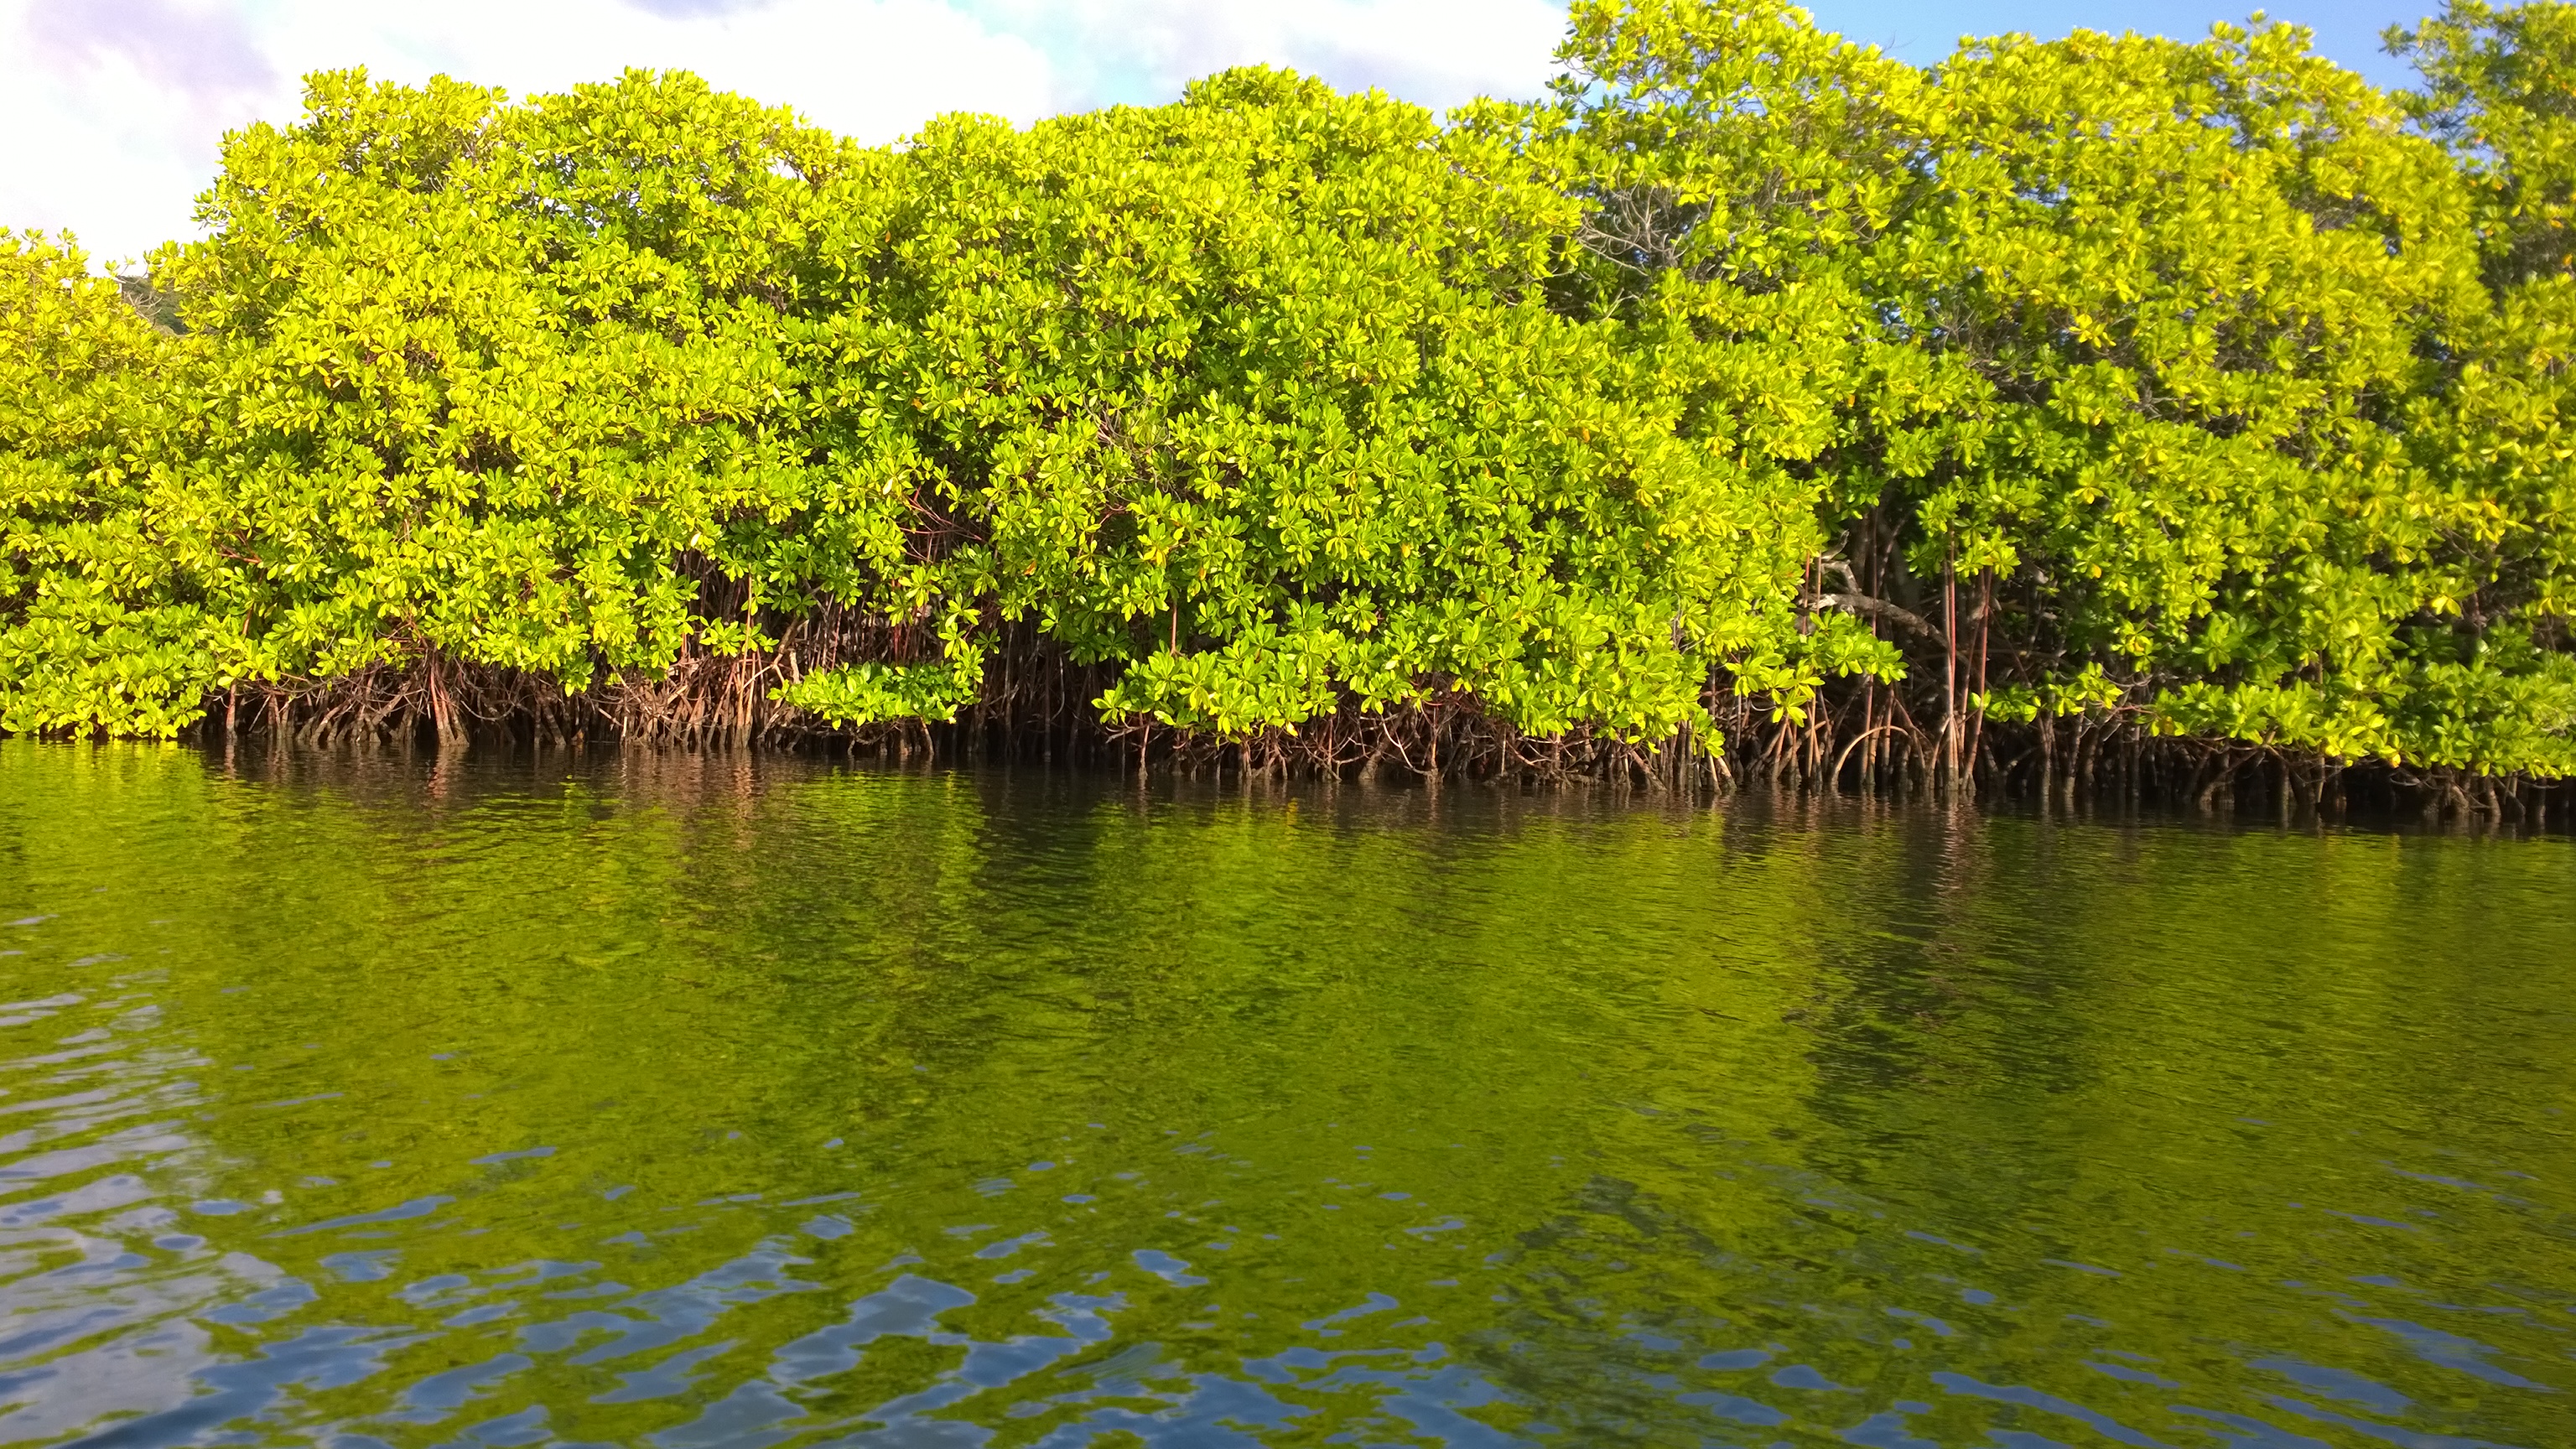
[{"left": 0, "top": 743, "right": 2569, "bottom": 1449}]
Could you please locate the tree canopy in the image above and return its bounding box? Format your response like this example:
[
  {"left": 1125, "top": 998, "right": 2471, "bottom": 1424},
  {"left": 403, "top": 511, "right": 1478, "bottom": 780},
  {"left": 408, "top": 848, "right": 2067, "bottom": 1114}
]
[{"left": 6, "top": 1, "right": 2573, "bottom": 786}]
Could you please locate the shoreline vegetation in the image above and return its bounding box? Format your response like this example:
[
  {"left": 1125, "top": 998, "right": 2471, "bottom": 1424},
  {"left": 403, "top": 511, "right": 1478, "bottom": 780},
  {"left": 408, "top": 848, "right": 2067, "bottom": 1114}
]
[{"left": 6, "top": 2, "right": 2576, "bottom": 819}]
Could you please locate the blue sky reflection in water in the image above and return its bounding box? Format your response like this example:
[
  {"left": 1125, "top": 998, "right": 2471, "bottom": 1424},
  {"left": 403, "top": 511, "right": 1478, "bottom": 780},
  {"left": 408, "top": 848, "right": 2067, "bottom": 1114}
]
[{"left": 0, "top": 741, "right": 2568, "bottom": 1446}]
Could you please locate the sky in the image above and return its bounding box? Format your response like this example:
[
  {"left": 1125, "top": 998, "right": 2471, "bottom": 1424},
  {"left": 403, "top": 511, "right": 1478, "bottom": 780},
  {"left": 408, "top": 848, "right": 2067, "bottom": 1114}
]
[{"left": 3, "top": 0, "right": 2443, "bottom": 269}]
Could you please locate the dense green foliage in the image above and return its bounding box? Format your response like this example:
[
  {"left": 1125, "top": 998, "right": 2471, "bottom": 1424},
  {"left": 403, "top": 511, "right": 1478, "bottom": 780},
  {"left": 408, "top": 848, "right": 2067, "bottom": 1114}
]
[{"left": 6, "top": 1, "right": 2576, "bottom": 782}]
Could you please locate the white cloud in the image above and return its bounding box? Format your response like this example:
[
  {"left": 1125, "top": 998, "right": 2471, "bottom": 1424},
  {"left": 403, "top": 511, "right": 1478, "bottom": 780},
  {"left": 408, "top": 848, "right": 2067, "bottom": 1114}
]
[
  {"left": 960, "top": 0, "right": 1565, "bottom": 112},
  {"left": 0, "top": 0, "right": 1571, "bottom": 268}
]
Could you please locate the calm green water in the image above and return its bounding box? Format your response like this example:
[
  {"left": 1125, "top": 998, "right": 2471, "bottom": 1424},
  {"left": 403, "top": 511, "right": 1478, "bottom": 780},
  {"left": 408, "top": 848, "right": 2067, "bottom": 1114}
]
[{"left": 0, "top": 744, "right": 2569, "bottom": 1449}]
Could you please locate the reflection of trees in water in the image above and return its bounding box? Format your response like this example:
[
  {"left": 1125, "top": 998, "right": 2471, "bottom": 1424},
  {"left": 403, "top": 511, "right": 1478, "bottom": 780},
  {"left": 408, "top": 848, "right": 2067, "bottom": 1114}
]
[{"left": 0, "top": 742, "right": 2565, "bottom": 1445}]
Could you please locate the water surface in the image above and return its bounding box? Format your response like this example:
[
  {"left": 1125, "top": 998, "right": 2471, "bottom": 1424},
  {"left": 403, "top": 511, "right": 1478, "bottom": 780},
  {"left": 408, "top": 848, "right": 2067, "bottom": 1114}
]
[{"left": 0, "top": 743, "right": 2569, "bottom": 1447}]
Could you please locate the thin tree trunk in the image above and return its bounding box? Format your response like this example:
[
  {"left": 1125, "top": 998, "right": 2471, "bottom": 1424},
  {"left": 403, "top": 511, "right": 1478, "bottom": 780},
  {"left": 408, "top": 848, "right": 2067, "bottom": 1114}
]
[
  {"left": 1942, "top": 548, "right": 1959, "bottom": 792},
  {"left": 1966, "top": 569, "right": 1992, "bottom": 797}
]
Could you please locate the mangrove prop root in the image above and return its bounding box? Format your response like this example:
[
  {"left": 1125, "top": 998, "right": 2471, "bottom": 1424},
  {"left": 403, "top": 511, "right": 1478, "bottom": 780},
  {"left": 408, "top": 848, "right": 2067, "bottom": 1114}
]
[{"left": 172, "top": 646, "right": 2569, "bottom": 824}]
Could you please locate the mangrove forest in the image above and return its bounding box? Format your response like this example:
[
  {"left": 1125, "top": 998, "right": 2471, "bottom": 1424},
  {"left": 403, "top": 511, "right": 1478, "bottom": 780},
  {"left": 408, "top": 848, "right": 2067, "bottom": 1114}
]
[{"left": 7, "top": 0, "right": 2576, "bottom": 813}]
